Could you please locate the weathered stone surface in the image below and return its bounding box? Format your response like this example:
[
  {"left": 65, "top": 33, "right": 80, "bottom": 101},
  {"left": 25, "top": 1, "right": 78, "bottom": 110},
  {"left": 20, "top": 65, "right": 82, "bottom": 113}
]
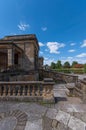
[
  {"left": 56, "top": 122, "right": 68, "bottom": 130},
  {"left": 73, "top": 112, "right": 86, "bottom": 123},
  {"left": 55, "top": 110, "right": 70, "bottom": 125},
  {"left": 43, "top": 116, "right": 52, "bottom": 130},
  {"left": 46, "top": 108, "right": 57, "bottom": 119},
  {"left": 52, "top": 119, "right": 58, "bottom": 128},
  {"left": 25, "top": 119, "right": 42, "bottom": 130},
  {"left": 68, "top": 116, "right": 86, "bottom": 130},
  {"left": 0, "top": 117, "right": 17, "bottom": 130}
]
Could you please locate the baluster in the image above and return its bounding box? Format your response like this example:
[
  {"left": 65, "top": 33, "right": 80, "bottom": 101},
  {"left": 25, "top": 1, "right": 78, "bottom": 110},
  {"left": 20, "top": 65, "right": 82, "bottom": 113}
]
[
  {"left": 8, "top": 85, "right": 11, "bottom": 96},
  {"left": 22, "top": 85, "right": 25, "bottom": 96},
  {"left": 32, "top": 85, "right": 35, "bottom": 96},
  {"left": 47, "top": 86, "right": 50, "bottom": 94},
  {"left": 42, "top": 86, "right": 47, "bottom": 97},
  {"left": 17, "top": 85, "right": 20, "bottom": 96},
  {"left": 27, "top": 85, "right": 30, "bottom": 96},
  {"left": 12, "top": 85, "right": 16, "bottom": 96},
  {"left": 37, "top": 85, "right": 40, "bottom": 96},
  {"left": 3, "top": 85, "right": 6, "bottom": 96}
]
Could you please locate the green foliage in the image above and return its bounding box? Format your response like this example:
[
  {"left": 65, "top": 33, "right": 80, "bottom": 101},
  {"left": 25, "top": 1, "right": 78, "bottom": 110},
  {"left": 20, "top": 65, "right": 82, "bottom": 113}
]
[
  {"left": 56, "top": 60, "right": 62, "bottom": 69},
  {"left": 50, "top": 62, "right": 56, "bottom": 69},
  {"left": 84, "top": 64, "right": 86, "bottom": 73},
  {"left": 63, "top": 61, "right": 70, "bottom": 68},
  {"left": 54, "top": 68, "right": 84, "bottom": 74},
  {"left": 50, "top": 60, "right": 85, "bottom": 74},
  {"left": 72, "top": 61, "right": 78, "bottom": 67}
]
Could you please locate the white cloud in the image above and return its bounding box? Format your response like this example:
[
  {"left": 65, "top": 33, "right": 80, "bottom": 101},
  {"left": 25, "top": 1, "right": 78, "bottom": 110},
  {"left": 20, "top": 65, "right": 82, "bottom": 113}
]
[
  {"left": 70, "top": 43, "right": 76, "bottom": 46},
  {"left": 68, "top": 49, "right": 75, "bottom": 52},
  {"left": 44, "top": 57, "right": 56, "bottom": 65},
  {"left": 39, "top": 42, "right": 44, "bottom": 47},
  {"left": 18, "top": 22, "right": 30, "bottom": 31},
  {"left": 47, "top": 42, "right": 65, "bottom": 54},
  {"left": 67, "top": 57, "right": 73, "bottom": 59},
  {"left": 41, "top": 27, "right": 47, "bottom": 31},
  {"left": 40, "top": 51, "right": 43, "bottom": 54},
  {"left": 76, "top": 53, "right": 86, "bottom": 58},
  {"left": 81, "top": 40, "right": 86, "bottom": 47}
]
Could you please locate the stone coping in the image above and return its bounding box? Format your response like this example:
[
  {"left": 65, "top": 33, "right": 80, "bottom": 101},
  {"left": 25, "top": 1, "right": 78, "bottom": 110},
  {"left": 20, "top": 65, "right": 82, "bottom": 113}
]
[
  {"left": 80, "top": 79, "right": 86, "bottom": 84},
  {"left": 0, "top": 81, "right": 55, "bottom": 85}
]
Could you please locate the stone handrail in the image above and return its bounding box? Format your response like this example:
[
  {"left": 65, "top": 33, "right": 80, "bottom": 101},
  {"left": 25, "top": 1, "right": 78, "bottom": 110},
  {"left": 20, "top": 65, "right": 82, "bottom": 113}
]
[
  {"left": 0, "top": 81, "right": 54, "bottom": 103},
  {"left": 79, "top": 79, "right": 86, "bottom": 103},
  {"left": 39, "top": 69, "right": 78, "bottom": 83}
]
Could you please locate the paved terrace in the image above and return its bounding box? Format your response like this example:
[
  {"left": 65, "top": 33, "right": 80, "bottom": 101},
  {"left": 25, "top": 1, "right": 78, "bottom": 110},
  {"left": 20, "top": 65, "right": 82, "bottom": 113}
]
[{"left": 0, "top": 83, "right": 86, "bottom": 130}]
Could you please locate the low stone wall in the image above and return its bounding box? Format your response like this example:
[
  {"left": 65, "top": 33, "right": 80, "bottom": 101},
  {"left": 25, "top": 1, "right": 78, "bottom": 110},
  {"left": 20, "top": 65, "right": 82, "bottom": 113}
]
[
  {"left": 79, "top": 79, "right": 86, "bottom": 103},
  {"left": 0, "top": 80, "right": 55, "bottom": 103},
  {"left": 39, "top": 69, "right": 78, "bottom": 83},
  {"left": 66, "top": 79, "right": 86, "bottom": 103},
  {"left": 0, "top": 70, "right": 39, "bottom": 81}
]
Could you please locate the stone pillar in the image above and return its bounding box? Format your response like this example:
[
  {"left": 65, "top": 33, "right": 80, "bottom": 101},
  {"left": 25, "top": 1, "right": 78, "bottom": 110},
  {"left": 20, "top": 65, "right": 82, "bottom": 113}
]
[
  {"left": 8, "top": 48, "right": 14, "bottom": 67},
  {"left": 42, "top": 78, "right": 55, "bottom": 103}
]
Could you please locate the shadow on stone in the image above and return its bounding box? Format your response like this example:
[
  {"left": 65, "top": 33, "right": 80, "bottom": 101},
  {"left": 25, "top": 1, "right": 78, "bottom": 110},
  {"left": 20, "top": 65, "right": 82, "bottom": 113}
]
[{"left": 54, "top": 97, "right": 67, "bottom": 103}]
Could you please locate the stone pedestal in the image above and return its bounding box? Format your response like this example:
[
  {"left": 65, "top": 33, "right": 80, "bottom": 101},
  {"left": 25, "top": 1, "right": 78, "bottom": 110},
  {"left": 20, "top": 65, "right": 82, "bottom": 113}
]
[{"left": 42, "top": 78, "right": 55, "bottom": 103}]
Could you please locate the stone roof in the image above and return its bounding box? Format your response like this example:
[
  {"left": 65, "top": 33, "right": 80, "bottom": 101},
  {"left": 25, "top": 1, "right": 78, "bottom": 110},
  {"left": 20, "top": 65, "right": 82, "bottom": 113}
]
[
  {"left": 3, "top": 34, "right": 37, "bottom": 41},
  {"left": 0, "top": 34, "right": 39, "bottom": 49}
]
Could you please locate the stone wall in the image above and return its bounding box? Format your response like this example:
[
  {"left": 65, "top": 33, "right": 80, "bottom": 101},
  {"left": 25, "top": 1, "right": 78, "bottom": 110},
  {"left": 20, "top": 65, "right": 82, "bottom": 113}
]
[
  {"left": 38, "top": 57, "right": 44, "bottom": 69},
  {"left": 39, "top": 69, "right": 78, "bottom": 83},
  {"left": 9, "top": 73, "right": 39, "bottom": 81},
  {"left": 16, "top": 41, "right": 39, "bottom": 71}
]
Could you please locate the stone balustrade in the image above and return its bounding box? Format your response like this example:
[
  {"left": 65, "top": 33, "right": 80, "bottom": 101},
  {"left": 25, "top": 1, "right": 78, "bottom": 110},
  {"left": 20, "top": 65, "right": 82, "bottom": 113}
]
[
  {"left": 0, "top": 80, "right": 55, "bottom": 103},
  {"left": 39, "top": 69, "right": 78, "bottom": 83},
  {"left": 79, "top": 79, "right": 86, "bottom": 103}
]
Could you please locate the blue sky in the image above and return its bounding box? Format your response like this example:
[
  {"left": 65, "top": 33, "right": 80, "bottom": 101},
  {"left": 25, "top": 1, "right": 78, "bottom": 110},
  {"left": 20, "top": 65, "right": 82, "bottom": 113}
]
[{"left": 0, "top": 0, "right": 86, "bottom": 65}]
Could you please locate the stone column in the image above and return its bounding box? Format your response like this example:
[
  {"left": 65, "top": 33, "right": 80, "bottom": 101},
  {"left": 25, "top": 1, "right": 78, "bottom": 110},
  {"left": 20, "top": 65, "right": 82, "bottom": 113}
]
[{"left": 8, "top": 48, "right": 14, "bottom": 67}]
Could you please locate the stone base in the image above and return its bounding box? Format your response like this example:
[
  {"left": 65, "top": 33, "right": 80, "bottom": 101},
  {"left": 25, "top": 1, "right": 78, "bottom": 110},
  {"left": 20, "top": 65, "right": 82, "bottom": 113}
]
[
  {"left": 0, "top": 96, "right": 55, "bottom": 103},
  {"left": 0, "top": 96, "right": 43, "bottom": 102},
  {"left": 43, "top": 97, "right": 55, "bottom": 103}
]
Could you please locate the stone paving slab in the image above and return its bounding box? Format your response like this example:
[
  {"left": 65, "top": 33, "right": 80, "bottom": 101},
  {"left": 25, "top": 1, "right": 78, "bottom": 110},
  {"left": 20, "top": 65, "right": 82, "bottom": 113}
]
[
  {"left": 54, "top": 84, "right": 68, "bottom": 98},
  {"left": 0, "top": 117, "right": 17, "bottom": 130},
  {"left": 0, "top": 102, "right": 86, "bottom": 130}
]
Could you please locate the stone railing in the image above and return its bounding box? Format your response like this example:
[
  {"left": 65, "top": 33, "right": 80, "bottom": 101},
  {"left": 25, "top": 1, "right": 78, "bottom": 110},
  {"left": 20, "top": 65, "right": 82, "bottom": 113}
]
[
  {"left": 79, "top": 79, "right": 86, "bottom": 103},
  {"left": 69, "top": 79, "right": 86, "bottom": 103},
  {"left": 0, "top": 80, "right": 55, "bottom": 103},
  {"left": 39, "top": 69, "right": 78, "bottom": 83}
]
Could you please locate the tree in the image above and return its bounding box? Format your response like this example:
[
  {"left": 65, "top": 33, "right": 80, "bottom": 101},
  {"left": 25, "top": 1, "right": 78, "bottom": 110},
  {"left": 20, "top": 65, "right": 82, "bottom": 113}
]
[
  {"left": 72, "top": 61, "right": 78, "bottom": 68},
  {"left": 50, "top": 62, "right": 56, "bottom": 69},
  {"left": 84, "top": 64, "right": 86, "bottom": 73},
  {"left": 56, "top": 60, "right": 62, "bottom": 69},
  {"left": 63, "top": 61, "right": 70, "bottom": 68}
]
